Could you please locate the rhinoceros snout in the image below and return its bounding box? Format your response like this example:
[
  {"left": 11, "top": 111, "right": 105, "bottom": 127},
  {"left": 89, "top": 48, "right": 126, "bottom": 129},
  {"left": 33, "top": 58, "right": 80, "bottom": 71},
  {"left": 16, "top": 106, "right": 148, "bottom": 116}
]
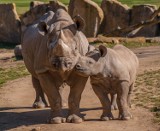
[
  {"left": 52, "top": 57, "right": 74, "bottom": 71},
  {"left": 75, "top": 64, "right": 86, "bottom": 71},
  {"left": 75, "top": 64, "right": 81, "bottom": 69},
  {"left": 64, "top": 61, "right": 72, "bottom": 68}
]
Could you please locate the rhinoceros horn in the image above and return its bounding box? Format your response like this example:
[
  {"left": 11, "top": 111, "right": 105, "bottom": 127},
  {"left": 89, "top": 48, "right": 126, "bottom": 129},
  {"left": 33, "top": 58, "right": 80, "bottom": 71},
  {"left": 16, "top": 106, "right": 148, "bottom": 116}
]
[{"left": 59, "top": 29, "right": 67, "bottom": 42}]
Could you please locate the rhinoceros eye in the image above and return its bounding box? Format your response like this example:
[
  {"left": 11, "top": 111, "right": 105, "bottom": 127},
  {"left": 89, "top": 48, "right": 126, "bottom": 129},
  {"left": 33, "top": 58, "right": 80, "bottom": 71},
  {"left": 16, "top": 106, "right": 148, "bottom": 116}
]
[{"left": 88, "top": 60, "right": 93, "bottom": 64}]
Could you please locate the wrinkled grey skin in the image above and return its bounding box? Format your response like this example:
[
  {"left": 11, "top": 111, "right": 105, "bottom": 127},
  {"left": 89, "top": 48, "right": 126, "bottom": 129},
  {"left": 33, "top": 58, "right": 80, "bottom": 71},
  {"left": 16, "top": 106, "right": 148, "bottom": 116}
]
[
  {"left": 22, "top": 9, "right": 90, "bottom": 124},
  {"left": 75, "top": 44, "right": 139, "bottom": 120}
]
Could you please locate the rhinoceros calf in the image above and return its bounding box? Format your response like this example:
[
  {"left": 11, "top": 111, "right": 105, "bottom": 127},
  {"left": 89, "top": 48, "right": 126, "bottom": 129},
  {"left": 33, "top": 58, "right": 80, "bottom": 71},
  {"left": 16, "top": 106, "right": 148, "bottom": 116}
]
[
  {"left": 22, "top": 9, "right": 90, "bottom": 124},
  {"left": 75, "top": 44, "right": 139, "bottom": 120}
]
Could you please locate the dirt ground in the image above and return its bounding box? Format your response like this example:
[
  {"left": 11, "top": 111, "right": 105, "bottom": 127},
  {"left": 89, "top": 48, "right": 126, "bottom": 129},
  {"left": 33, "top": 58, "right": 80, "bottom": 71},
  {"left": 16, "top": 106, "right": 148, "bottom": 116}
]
[{"left": 0, "top": 46, "right": 160, "bottom": 131}]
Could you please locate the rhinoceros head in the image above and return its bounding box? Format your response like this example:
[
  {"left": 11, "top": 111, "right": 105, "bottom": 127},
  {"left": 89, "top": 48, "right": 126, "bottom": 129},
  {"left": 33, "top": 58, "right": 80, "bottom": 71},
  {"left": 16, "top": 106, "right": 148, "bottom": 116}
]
[
  {"left": 37, "top": 10, "right": 87, "bottom": 72},
  {"left": 75, "top": 45, "right": 107, "bottom": 76}
]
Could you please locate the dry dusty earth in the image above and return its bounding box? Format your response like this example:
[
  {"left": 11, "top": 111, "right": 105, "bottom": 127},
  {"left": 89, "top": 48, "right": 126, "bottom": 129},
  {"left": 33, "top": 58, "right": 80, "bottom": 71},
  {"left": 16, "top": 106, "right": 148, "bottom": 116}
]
[{"left": 0, "top": 46, "right": 160, "bottom": 131}]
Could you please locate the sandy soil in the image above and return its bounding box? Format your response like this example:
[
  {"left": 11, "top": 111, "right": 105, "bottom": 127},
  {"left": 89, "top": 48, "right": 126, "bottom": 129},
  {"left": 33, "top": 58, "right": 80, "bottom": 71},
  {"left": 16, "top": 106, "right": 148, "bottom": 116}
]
[{"left": 0, "top": 46, "right": 160, "bottom": 131}]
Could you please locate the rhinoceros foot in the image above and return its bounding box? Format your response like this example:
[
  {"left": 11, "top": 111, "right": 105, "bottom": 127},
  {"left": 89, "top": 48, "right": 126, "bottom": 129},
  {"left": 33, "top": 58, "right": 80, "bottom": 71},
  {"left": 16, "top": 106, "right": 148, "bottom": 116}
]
[
  {"left": 32, "top": 100, "right": 48, "bottom": 108},
  {"left": 101, "top": 113, "right": 114, "bottom": 121},
  {"left": 119, "top": 112, "right": 132, "bottom": 120},
  {"left": 48, "top": 117, "right": 66, "bottom": 124},
  {"left": 67, "top": 114, "right": 83, "bottom": 123}
]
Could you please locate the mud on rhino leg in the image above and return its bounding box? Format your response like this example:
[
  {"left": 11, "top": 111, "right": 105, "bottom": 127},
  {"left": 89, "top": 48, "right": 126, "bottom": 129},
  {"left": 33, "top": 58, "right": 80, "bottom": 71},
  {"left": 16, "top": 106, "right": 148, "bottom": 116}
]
[
  {"left": 92, "top": 85, "right": 113, "bottom": 121},
  {"left": 117, "top": 81, "right": 132, "bottom": 120},
  {"left": 110, "top": 93, "right": 118, "bottom": 110},
  {"left": 38, "top": 73, "right": 64, "bottom": 124},
  {"left": 67, "top": 76, "right": 88, "bottom": 123},
  {"left": 32, "top": 76, "right": 48, "bottom": 108}
]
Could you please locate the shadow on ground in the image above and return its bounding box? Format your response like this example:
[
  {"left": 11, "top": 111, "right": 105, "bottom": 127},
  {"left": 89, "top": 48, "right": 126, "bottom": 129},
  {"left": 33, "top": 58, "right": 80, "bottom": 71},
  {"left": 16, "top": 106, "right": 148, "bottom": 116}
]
[{"left": 0, "top": 107, "right": 102, "bottom": 130}]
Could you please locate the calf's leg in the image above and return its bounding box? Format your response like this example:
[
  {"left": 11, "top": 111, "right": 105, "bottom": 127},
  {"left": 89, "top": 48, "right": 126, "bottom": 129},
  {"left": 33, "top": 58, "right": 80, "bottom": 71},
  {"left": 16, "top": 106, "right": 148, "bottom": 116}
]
[
  {"left": 92, "top": 85, "right": 113, "bottom": 121},
  {"left": 127, "top": 82, "right": 134, "bottom": 108},
  {"left": 117, "top": 81, "right": 132, "bottom": 120}
]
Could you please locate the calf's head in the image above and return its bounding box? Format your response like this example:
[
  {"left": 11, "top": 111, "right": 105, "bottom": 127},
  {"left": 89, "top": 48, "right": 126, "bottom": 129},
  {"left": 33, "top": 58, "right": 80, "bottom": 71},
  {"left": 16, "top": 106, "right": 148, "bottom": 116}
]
[
  {"left": 75, "top": 45, "right": 107, "bottom": 76},
  {"left": 38, "top": 12, "right": 86, "bottom": 72}
]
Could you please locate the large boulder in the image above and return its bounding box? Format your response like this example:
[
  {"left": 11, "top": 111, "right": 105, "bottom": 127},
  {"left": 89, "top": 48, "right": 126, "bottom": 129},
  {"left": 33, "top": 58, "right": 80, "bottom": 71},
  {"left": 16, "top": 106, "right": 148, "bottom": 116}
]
[
  {"left": 130, "top": 4, "right": 158, "bottom": 37},
  {"left": 0, "top": 3, "right": 21, "bottom": 44},
  {"left": 21, "top": 1, "right": 67, "bottom": 32},
  {"left": 68, "top": 0, "right": 104, "bottom": 37},
  {"left": 30, "top": 1, "right": 44, "bottom": 9},
  {"left": 49, "top": 0, "right": 68, "bottom": 12},
  {"left": 100, "top": 0, "right": 130, "bottom": 35}
]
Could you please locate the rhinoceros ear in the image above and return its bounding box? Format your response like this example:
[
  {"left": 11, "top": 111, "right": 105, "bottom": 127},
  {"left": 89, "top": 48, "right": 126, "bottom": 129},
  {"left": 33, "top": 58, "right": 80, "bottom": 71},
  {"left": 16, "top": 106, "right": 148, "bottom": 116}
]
[
  {"left": 38, "top": 21, "right": 49, "bottom": 36},
  {"left": 73, "top": 15, "right": 85, "bottom": 31},
  {"left": 99, "top": 45, "right": 107, "bottom": 57}
]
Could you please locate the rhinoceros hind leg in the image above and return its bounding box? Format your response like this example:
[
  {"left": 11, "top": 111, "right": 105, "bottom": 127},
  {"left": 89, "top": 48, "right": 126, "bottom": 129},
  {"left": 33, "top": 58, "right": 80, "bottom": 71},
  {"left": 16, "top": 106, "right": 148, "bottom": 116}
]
[
  {"left": 32, "top": 76, "right": 48, "bottom": 108},
  {"left": 110, "top": 93, "right": 118, "bottom": 110},
  {"left": 127, "top": 82, "right": 134, "bottom": 108},
  {"left": 117, "top": 81, "right": 132, "bottom": 120}
]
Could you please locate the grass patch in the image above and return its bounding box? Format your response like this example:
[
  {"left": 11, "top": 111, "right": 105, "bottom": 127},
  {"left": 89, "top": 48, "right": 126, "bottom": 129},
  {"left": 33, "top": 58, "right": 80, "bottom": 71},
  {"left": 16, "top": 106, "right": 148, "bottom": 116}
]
[
  {"left": 134, "top": 69, "right": 160, "bottom": 124},
  {"left": 0, "top": 66, "right": 30, "bottom": 87}
]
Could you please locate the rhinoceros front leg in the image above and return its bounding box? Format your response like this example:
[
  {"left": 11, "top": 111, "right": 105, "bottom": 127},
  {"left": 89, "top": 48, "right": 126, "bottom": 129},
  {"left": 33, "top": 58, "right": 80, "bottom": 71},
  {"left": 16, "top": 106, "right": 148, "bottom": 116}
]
[
  {"left": 32, "top": 76, "right": 48, "bottom": 108},
  {"left": 117, "top": 81, "right": 132, "bottom": 120},
  {"left": 67, "top": 75, "right": 88, "bottom": 123},
  {"left": 110, "top": 93, "right": 118, "bottom": 110},
  {"left": 38, "top": 72, "right": 65, "bottom": 124},
  {"left": 59, "top": 84, "right": 67, "bottom": 107},
  {"left": 92, "top": 85, "right": 114, "bottom": 121}
]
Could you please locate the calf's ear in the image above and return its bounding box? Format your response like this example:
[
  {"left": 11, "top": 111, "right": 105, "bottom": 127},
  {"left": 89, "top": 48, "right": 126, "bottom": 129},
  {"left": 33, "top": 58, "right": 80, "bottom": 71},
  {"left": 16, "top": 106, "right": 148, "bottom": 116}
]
[
  {"left": 99, "top": 45, "right": 107, "bottom": 57},
  {"left": 38, "top": 21, "right": 49, "bottom": 36},
  {"left": 73, "top": 15, "right": 85, "bottom": 31}
]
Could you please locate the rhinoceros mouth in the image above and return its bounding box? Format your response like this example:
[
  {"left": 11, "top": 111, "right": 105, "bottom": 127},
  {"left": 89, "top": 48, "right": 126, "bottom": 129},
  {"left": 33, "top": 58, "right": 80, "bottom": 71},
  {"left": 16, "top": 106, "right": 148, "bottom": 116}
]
[{"left": 75, "top": 67, "right": 87, "bottom": 72}]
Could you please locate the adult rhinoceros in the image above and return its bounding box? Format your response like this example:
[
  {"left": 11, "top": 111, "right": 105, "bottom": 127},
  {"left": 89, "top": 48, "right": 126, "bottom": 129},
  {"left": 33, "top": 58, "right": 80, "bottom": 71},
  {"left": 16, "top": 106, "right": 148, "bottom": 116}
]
[{"left": 22, "top": 9, "right": 90, "bottom": 124}]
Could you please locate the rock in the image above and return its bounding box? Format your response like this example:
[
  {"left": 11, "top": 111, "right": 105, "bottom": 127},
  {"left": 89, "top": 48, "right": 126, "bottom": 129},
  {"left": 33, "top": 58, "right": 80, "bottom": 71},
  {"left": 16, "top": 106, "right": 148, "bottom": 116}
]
[
  {"left": 30, "top": 1, "right": 44, "bottom": 9},
  {"left": 14, "top": 45, "right": 23, "bottom": 58},
  {"left": 146, "top": 37, "right": 160, "bottom": 43},
  {"left": 100, "top": 0, "right": 130, "bottom": 35},
  {"left": 21, "top": 1, "right": 67, "bottom": 32},
  {"left": 68, "top": 0, "right": 104, "bottom": 37},
  {"left": 130, "top": 4, "right": 158, "bottom": 37},
  {"left": 20, "top": 3, "right": 50, "bottom": 30},
  {"left": 49, "top": 0, "right": 68, "bottom": 12},
  {"left": 0, "top": 3, "right": 21, "bottom": 44},
  {"left": 87, "top": 35, "right": 146, "bottom": 44}
]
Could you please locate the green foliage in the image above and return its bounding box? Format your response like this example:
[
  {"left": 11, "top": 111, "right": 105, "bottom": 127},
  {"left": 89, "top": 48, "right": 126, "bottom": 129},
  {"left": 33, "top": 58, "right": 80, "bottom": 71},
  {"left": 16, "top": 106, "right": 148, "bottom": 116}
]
[{"left": 0, "top": 66, "right": 30, "bottom": 87}]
